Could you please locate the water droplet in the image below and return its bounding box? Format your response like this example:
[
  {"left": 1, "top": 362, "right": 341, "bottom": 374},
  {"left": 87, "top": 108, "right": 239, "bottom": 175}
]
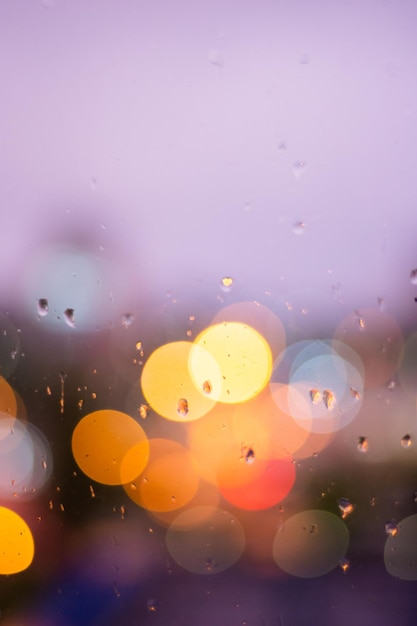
[
  {"left": 139, "top": 404, "right": 150, "bottom": 419},
  {"left": 350, "top": 387, "right": 361, "bottom": 401},
  {"left": 387, "top": 380, "right": 396, "bottom": 390},
  {"left": 292, "top": 161, "right": 308, "bottom": 180},
  {"left": 205, "top": 557, "right": 217, "bottom": 572},
  {"left": 147, "top": 599, "right": 159, "bottom": 612},
  {"left": 121, "top": 313, "right": 134, "bottom": 328},
  {"left": 41, "top": 460, "right": 47, "bottom": 470},
  {"left": 337, "top": 497, "right": 354, "bottom": 519},
  {"left": 89, "top": 485, "right": 96, "bottom": 498},
  {"left": 177, "top": 398, "right": 189, "bottom": 417},
  {"left": 410, "top": 269, "right": 417, "bottom": 285},
  {"left": 339, "top": 557, "right": 350, "bottom": 573},
  {"left": 220, "top": 276, "right": 233, "bottom": 292},
  {"left": 357, "top": 436, "right": 369, "bottom": 453},
  {"left": 241, "top": 445, "right": 255, "bottom": 464},
  {"left": 202, "top": 380, "right": 212, "bottom": 394},
  {"left": 208, "top": 49, "right": 223, "bottom": 67},
  {"left": 401, "top": 434, "right": 412, "bottom": 448},
  {"left": 385, "top": 521, "right": 399, "bottom": 536},
  {"left": 309, "top": 388, "right": 322, "bottom": 404},
  {"left": 278, "top": 140, "right": 287, "bottom": 151},
  {"left": 323, "top": 389, "right": 336, "bottom": 410},
  {"left": 37, "top": 298, "right": 49, "bottom": 317},
  {"left": 63, "top": 308, "right": 75, "bottom": 328},
  {"left": 299, "top": 52, "right": 310, "bottom": 65},
  {"left": 377, "top": 297, "right": 385, "bottom": 312},
  {"left": 354, "top": 310, "right": 366, "bottom": 331},
  {"left": 135, "top": 341, "right": 142, "bottom": 351},
  {"left": 292, "top": 220, "right": 305, "bottom": 235}
]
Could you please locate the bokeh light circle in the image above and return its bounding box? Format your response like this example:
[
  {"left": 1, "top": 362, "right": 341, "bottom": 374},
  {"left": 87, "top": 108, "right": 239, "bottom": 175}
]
[
  {"left": 141, "top": 341, "right": 219, "bottom": 421},
  {"left": 288, "top": 353, "right": 363, "bottom": 434},
  {"left": 273, "top": 510, "right": 349, "bottom": 578},
  {"left": 71, "top": 410, "right": 149, "bottom": 485},
  {"left": 123, "top": 439, "right": 199, "bottom": 512},
  {"left": 166, "top": 506, "right": 245, "bottom": 574},
  {"left": 211, "top": 301, "right": 286, "bottom": 361},
  {"left": 0, "top": 507, "right": 35, "bottom": 574},
  {"left": 384, "top": 514, "right": 417, "bottom": 580},
  {"left": 192, "top": 322, "right": 272, "bottom": 404},
  {"left": 0, "top": 416, "right": 53, "bottom": 500},
  {"left": 219, "top": 456, "right": 296, "bottom": 511}
]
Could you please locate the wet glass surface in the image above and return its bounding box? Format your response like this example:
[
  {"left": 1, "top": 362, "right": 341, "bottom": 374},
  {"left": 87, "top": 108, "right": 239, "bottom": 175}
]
[{"left": 1, "top": 1, "right": 417, "bottom": 624}]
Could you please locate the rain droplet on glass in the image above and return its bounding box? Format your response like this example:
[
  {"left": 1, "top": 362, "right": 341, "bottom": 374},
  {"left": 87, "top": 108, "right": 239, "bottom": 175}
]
[
  {"left": 63, "top": 308, "right": 75, "bottom": 328},
  {"left": 323, "top": 389, "right": 336, "bottom": 410},
  {"left": 357, "top": 436, "right": 369, "bottom": 453},
  {"left": 309, "top": 388, "right": 322, "bottom": 404},
  {"left": 121, "top": 313, "right": 134, "bottom": 328},
  {"left": 410, "top": 269, "right": 417, "bottom": 285},
  {"left": 387, "top": 380, "right": 396, "bottom": 390},
  {"left": 37, "top": 298, "right": 49, "bottom": 317},
  {"left": 241, "top": 445, "right": 255, "bottom": 464},
  {"left": 385, "top": 521, "right": 398, "bottom": 536},
  {"left": 292, "top": 221, "right": 305, "bottom": 235},
  {"left": 354, "top": 310, "right": 366, "bottom": 331},
  {"left": 208, "top": 48, "right": 223, "bottom": 67},
  {"left": 177, "top": 398, "right": 189, "bottom": 417},
  {"left": 350, "top": 387, "right": 361, "bottom": 400},
  {"left": 205, "top": 557, "right": 217, "bottom": 572},
  {"left": 220, "top": 276, "right": 233, "bottom": 292},
  {"left": 339, "top": 557, "right": 350, "bottom": 573},
  {"left": 139, "top": 404, "right": 150, "bottom": 419},
  {"left": 147, "top": 599, "right": 159, "bottom": 613},
  {"left": 401, "top": 434, "right": 412, "bottom": 448},
  {"left": 292, "top": 161, "right": 308, "bottom": 180},
  {"left": 337, "top": 497, "right": 354, "bottom": 519},
  {"left": 202, "top": 380, "right": 212, "bottom": 394}
]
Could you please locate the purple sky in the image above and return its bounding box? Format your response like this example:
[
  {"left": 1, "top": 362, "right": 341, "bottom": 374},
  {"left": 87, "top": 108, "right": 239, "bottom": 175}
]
[{"left": 1, "top": 0, "right": 417, "bottom": 333}]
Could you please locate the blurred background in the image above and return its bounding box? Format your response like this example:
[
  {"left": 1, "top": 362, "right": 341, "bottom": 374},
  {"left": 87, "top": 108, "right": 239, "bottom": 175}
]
[{"left": 1, "top": 0, "right": 417, "bottom": 624}]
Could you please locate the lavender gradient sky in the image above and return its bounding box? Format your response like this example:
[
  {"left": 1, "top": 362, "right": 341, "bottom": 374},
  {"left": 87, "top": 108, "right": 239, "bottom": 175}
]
[{"left": 1, "top": 0, "right": 417, "bottom": 332}]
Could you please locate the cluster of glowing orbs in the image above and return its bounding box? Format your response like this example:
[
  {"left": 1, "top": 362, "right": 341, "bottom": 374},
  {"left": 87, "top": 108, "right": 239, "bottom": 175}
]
[
  {"left": 273, "top": 510, "right": 349, "bottom": 578},
  {"left": 219, "top": 456, "right": 295, "bottom": 511},
  {"left": 192, "top": 322, "right": 272, "bottom": 404},
  {"left": 165, "top": 506, "right": 245, "bottom": 574},
  {"left": 141, "top": 342, "right": 219, "bottom": 421},
  {"left": 123, "top": 439, "right": 199, "bottom": 512},
  {"left": 0, "top": 507, "right": 35, "bottom": 574},
  {"left": 71, "top": 410, "right": 149, "bottom": 485},
  {"left": 211, "top": 301, "right": 286, "bottom": 361},
  {"left": 333, "top": 309, "right": 403, "bottom": 388},
  {"left": 384, "top": 514, "right": 417, "bottom": 580},
  {"left": 0, "top": 415, "right": 53, "bottom": 500}
]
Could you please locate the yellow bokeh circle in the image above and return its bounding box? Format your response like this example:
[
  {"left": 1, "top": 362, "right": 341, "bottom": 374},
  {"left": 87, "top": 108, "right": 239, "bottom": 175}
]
[
  {"left": 71, "top": 410, "right": 149, "bottom": 485},
  {"left": 141, "top": 342, "right": 219, "bottom": 422},
  {"left": 192, "top": 322, "right": 273, "bottom": 404},
  {"left": 0, "top": 507, "right": 35, "bottom": 574}
]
